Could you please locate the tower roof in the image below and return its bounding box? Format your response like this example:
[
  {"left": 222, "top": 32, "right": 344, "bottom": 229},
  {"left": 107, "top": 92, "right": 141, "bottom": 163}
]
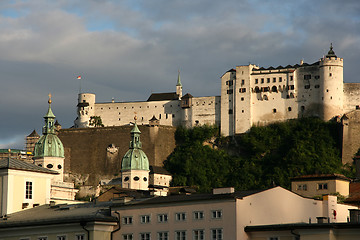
[
  {"left": 34, "top": 95, "right": 64, "bottom": 159},
  {"left": 27, "top": 129, "right": 39, "bottom": 138},
  {"left": 121, "top": 123, "right": 149, "bottom": 171},
  {"left": 326, "top": 43, "right": 337, "bottom": 58},
  {"left": 176, "top": 70, "right": 182, "bottom": 87}
]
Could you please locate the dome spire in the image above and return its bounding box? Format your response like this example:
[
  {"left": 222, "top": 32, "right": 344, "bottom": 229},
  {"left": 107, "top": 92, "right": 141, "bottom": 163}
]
[{"left": 176, "top": 69, "right": 182, "bottom": 87}]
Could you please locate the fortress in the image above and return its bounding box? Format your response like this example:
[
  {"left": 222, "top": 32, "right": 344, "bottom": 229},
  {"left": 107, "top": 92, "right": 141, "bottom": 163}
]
[{"left": 74, "top": 45, "right": 360, "bottom": 137}]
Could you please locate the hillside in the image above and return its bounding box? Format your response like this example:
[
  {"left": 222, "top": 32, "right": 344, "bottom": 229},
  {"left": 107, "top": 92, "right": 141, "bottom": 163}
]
[{"left": 164, "top": 118, "right": 354, "bottom": 193}]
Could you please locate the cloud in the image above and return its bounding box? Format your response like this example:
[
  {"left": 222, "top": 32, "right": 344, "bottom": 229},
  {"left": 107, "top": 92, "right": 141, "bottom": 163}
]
[{"left": 0, "top": 0, "right": 360, "bottom": 148}]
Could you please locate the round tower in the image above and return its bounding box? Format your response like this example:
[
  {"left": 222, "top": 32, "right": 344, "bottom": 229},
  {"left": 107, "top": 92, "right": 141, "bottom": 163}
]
[
  {"left": 33, "top": 94, "right": 65, "bottom": 182},
  {"left": 75, "top": 93, "right": 95, "bottom": 128},
  {"left": 319, "top": 44, "right": 344, "bottom": 120},
  {"left": 121, "top": 118, "right": 150, "bottom": 190}
]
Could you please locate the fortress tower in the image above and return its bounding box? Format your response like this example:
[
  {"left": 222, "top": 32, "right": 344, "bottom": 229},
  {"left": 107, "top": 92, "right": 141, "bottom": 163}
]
[
  {"left": 74, "top": 93, "right": 95, "bottom": 128},
  {"left": 121, "top": 118, "right": 150, "bottom": 190},
  {"left": 33, "top": 95, "right": 65, "bottom": 182},
  {"left": 319, "top": 44, "right": 344, "bottom": 120}
]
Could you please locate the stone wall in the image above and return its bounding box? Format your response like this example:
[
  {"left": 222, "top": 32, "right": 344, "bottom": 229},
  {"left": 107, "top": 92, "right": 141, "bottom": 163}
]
[
  {"left": 58, "top": 125, "right": 176, "bottom": 186},
  {"left": 341, "top": 110, "right": 360, "bottom": 164}
]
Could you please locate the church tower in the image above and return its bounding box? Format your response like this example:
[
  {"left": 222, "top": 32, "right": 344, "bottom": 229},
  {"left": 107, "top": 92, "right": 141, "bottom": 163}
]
[
  {"left": 33, "top": 94, "right": 65, "bottom": 182},
  {"left": 319, "top": 43, "right": 344, "bottom": 120},
  {"left": 121, "top": 117, "right": 150, "bottom": 190},
  {"left": 176, "top": 70, "right": 182, "bottom": 99}
]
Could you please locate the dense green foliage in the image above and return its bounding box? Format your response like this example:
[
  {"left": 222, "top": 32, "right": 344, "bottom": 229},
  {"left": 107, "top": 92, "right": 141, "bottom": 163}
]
[{"left": 164, "top": 118, "right": 352, "bottom": 193}]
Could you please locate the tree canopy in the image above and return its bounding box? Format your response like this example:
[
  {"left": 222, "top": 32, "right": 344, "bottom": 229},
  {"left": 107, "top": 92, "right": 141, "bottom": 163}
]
[{"left": 164, "top": 118, "right": 352, "bottom": 193}]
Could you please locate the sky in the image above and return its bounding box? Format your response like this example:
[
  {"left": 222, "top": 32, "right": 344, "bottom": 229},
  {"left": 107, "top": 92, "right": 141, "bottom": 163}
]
[{"left": 0, "top": 0, "right": 359, "bottom": 149}]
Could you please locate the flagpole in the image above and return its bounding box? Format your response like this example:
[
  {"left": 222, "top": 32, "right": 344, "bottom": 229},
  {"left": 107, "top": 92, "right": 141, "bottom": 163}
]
[{"left": 77, "top": 76, "right": 82, "bottom": 93}]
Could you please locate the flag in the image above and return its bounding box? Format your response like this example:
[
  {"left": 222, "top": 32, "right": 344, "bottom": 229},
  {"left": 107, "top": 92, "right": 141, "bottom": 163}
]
[{"left": 77, "top": 76, "right": 81, "bottom": 80}]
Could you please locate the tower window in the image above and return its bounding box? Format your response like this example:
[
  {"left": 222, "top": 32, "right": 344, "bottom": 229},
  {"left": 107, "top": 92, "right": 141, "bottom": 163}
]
[
  {"left": 329, "top": 73, "right": 332, "bottom": 77},
  {"left": 255, "top": 79, "right": 258, "bottom": 84},
  {"left": 288, "top": 107, "right": 292, "bottom": 111},
  {"left": 279, "top": 77, "right": 282, "bottom": 82},
  {"left": 261, "top": 78, "right": 264, "bottom": 83},
  {"left": 228, "top": 109, "right": 233, "bottom": 114},
  {"left": 267, "top": 78, "right": 270, "bottom": 83},
  {"left": 134, "top": 176, "right": 140, "bottom": 181},
  {"left": 273, "top": 77, "right": 276, "bottom": 82},
  {"left": 273, "top": 109, "right": 277, "bottom": 113}
]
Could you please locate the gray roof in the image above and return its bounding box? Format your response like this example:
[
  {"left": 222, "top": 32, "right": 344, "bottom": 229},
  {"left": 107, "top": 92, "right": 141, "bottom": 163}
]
[
  {"left": 147, "top": 92, "right": 179, "bottom": 101},
  {"left": 113, "top": 189, "right": 266, "bottom": 208},
  {"left": 0, "top": 158, "right": 58, "bottom": 175},
  {"left": 150, "top": 166, "right": 171, "bottom": 175},
  {"left": 0, "top": 203, "right": 117, "bottom": 228}
]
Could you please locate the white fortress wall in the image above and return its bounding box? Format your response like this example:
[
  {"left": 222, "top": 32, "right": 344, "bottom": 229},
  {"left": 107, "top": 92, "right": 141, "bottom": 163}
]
[
  {"left": 250, "top": 68, "right": 298, "bottom": 128},
  {"left": 190, "top": 96, "right": 220, "bottom": 127},
  {"left": 295, "top": 64, "right": 322, "bottom": 118},
  {"left": 220, "top": 70, "right": 236, "bottom": 136},
  {"left": 234, "top": 65, "right": 253, "bottom": 135},
  {"left": 343, "top": 83, "right": 360, "bottom": 112},
  {"left": 94, "top": 100, "right": 182, "bottom": 127}
]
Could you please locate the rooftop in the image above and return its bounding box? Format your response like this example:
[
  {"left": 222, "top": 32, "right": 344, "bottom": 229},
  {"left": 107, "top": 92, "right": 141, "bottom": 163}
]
[{"left": 0, "top": 158, "right": 58, "bottom": 174}]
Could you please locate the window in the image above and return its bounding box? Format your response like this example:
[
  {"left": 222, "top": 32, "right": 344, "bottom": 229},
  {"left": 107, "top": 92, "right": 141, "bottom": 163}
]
[
  {"left": 211, "top": 210, "right": 222, "bottom": 219},
  {"left": 241, "top": 97, "right": 244, "bottom": 101},
  {"left": 158, "top": 214, "right": 168, "bottom": 223},
  {"left": 140, "top": 233, "right": 151, "bottom": 240},
  {"left": 315, "top": 84, "right": 320, "bottom": 88},
  {"left": 227, "top": 89, "right": 233, "bottom": 94},
  {"left": 38, "top": 237, "right": 48, "bottom": 240},
  {"left": 241, "top": 79, "right": 245, "bottom": 85},
  {"left": 279, "top": 77, "right": 282, "bottom": 82},
  {"left": 255, "top": 79, "right": 258, "bottom": 84},
  {"left": 193, "top": 230, "right": 204, "bottom": 240},
  {"left": 175, "top": 231, "right": 186, "bottom": 240},
  {"left": 318, "top": 183, "right": 328, "bottom": 190},
  {"left": 158, "top": 232, "right": 169, "bottom": 240},
  {"left": 261, "top": 78, "right": 264, "bottom": 83},
  {"left": 226, "top": 80, "right": 233, "bottom": 86},
  {"left": 193, "top": 211, "right": 204, "bottom": 220},
  {"left": 290, "top": 76, "right": 293, "bottom": 81},
  {"left": 304, "top": 85, "right": 310, "bottom": 89},
  {"left": 175, "top": 212, "right": 186, "bottom": 221},
  {"left": 288, "top": 107, "right": 292, "bottom": 112},
  {"left": 269, "top": 237, "right": 279, "bottom": 240},
  {"left": 273, "top": 108, "right": 277, "bottom": 113},
  {"left": 329, "top": 73, "right": 332, "bottom": 77},
  {"left": 304, "top": 74, "right": 311, "bottom": 80},
  {"left": 211, "top": 229, "right": 223, "bottom": 240},
  {"left": 288, "top": 85, "right": 295, "bottom": 90},
  {"left": 25, "top": 181, "right": 32, "bottom": 199},
  {"left": 239, "top": 88, "right": 246, "bottom": 93},
  {"left": 76, "top": 234, "right": 85, "bottom": 240},
  {"left": 267, "top": 78, "right": 270, "bottom": 83},
  {"left": 141, "top": 215, "right": 151, "bottom": 223},
  {"left": 228, "top": 109, "right": 233, "bottom": 114},
  {"left": 273, "top": 77, "right": 276, "bottom": 82},
  {"left": 123, "top": 234, "right": 133, "bottom": 240},
  {"left": 315, "top": 75, "right": 320, "bottom": 79},
  {"left": 297, "top": 184, "right": 307, "bottom": 191},
  {"left": 123, "top": 216, "right": 133, "bottom": 225},
  {"left": 57, "top": 236, "right": 66, "bottom": 240}
]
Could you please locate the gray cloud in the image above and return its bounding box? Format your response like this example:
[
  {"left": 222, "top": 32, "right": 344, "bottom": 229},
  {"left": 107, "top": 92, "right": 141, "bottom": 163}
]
[{"left": 0, "top": 0, "right": 359, "bottom": 148}]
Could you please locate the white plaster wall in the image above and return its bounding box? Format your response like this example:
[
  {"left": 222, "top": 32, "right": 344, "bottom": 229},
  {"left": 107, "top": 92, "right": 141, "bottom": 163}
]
[
  {"left": 189, "top": 96, "right": 220, "bottom": 127},
  {"left": 114, "top": 200, "right": 236, "bottom": 240},
  {"left": 122, "top": 170, "right": 150, "bottom": 190},
  {"left": 94, "top": 100, "right": 182, "bottom": 127}
]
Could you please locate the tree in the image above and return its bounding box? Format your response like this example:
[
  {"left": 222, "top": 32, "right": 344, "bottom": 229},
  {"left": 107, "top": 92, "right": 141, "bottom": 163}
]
[
  {"left": 89, "top": 116, "right": 104, "bottom": 127},
  {"left": 164, "top": 118, "right": 352, "bottom": 193}
]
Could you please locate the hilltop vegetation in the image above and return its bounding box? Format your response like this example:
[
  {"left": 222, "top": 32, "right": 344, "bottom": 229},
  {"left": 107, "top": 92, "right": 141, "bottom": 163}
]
[{"left": 164, "top": 118, "right": 353, "bottom": 193}]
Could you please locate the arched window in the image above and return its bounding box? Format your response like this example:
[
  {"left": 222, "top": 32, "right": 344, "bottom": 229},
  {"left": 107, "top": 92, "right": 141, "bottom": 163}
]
[{"left": 272, "top": 86, "right": 278, "bottom": 92}]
